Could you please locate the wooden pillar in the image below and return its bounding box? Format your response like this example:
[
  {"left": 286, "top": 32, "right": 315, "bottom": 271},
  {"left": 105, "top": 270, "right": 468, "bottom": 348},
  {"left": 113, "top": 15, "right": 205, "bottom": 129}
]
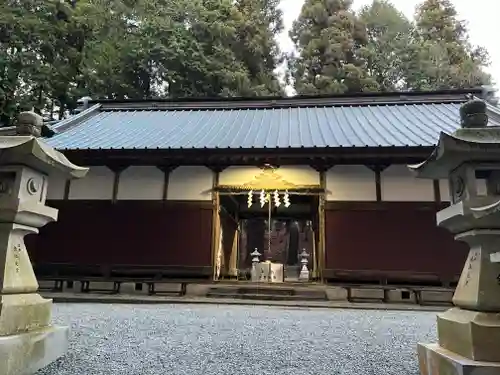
[
  {"left": 107, "top": 163, "right": 129, "bottom": 203},
  {"left": 157, "top": 165, "right": 176, "bottom": 201},
  {"left": 367, "top": 164, "right": 389, "bottom": 202},
  {"left": 433, "top": 179, "right": 441, "bottom": 206},
  {"left": 63, "top": 179, "right": 71, "bottom": 200},
  {"left": 318, "top": 169, "right": 327, "bottom": 281},
  {"left": 208, "top": 166, "right": 225, "bottom": 281},
  {"left": 311, "top": 161, "right": 331, "bottom": 282},
  {"left": 375, "top": 168, "right": 382, "bottom": 201},
  {"left": 228, "top": 210, "right": 239, "bottom": 278}
]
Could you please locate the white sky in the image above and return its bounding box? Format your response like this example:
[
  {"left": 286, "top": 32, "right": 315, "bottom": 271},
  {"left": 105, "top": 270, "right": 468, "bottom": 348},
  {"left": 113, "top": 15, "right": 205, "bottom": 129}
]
[{"left": 278, "top": 0, "right": 499, "bottom": 89}]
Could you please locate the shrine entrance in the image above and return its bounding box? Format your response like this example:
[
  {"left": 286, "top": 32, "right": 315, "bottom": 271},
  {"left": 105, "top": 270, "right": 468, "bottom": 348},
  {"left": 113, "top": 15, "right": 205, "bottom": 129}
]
[{"left": 212, "top": 167, "right": 325, "bottom": 282}]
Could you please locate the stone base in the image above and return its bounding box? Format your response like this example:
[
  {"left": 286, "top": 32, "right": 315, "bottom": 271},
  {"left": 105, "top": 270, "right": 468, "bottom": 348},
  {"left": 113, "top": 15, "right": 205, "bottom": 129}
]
[
  {"left": 0, "top": 325, "right": 69, "bottom": 375},
  {"left": 437, "top": 307, "right": 500, "bottom": 362},
  {"left": 0, "top": 294, "right": 52, "bottom": 336},
  {"left": 418, "top": 343, "right": 500, "bottom": 375}
]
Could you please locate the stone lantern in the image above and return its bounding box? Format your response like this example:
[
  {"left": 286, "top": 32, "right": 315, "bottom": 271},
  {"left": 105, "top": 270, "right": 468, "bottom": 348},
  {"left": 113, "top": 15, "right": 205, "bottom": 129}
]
[
  {"left": 0, "top": 111, "right": 88, "bottom": 374},
  {"left": 409, "top": 99, "right": 500, "bottom": 374}
]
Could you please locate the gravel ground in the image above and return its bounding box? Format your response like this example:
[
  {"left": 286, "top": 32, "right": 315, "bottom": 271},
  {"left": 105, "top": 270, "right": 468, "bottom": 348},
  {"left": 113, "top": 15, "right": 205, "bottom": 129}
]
[{"left": 36, "top": 304, "right": 437, "bottom": 375}]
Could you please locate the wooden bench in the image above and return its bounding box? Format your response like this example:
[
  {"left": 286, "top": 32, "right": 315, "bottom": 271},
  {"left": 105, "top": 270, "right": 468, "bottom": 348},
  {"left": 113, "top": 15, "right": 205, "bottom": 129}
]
[
  {"left": 109, "top": 265, "right": 211, "bottom": 296},
  {"left": 340, "top": 283, "right": 454, "bottom": 305},
  {"left": 35, "top": 263, "right": 109, "bottom": 278},
  {"left": 409, "top": 286, "right": 454, "bottom": 305},
  {"left": 38, "top": 276, "right": 82, "bottom": 292},
  {"left": 37, "top": 279, "right": 63, "bottom": 292},
  {"left": 146, "top": 280, "right": 188, "bottom": 296},
  {"left": 35, "top": 263, "right": 212, "bottom": 292},
  {"left": 325, "top": 269, "right": 455, "bottom": 287},
  {"left": 78, "top": 277, "right": 121, "bottom": 294},
  {"left": 109, "top": 264, "right": 212, "bottom": 279}
]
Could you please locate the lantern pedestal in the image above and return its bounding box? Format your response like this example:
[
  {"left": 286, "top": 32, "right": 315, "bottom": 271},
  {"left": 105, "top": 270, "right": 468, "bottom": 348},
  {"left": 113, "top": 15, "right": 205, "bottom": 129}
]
[
  {"left": 0, "top": 325, "right": 69, "bottom": 374},
  {"left": 418, "top": 343, "right": 500, "bottom": 375}
]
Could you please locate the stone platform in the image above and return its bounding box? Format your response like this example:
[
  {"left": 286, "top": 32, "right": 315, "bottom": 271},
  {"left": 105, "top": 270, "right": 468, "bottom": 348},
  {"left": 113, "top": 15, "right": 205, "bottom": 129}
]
[
  {"left": 0, "top": 325, "right": 69, "bottom": 375},
  {"left": 418, "top": 343, "right": 500, "bottom": 375},
  {"left": 206, "top": 283, "right": 328, "bottom": 301},
  {"left": 38, "top": 279, "right": 455, "bottom": 306}
]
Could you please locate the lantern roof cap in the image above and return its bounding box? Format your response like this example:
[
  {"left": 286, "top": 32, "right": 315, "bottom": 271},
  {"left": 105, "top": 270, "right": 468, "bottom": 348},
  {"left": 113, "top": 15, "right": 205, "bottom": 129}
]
[{"left": 409, "top": 126, "right": 500, "bottom": 179}]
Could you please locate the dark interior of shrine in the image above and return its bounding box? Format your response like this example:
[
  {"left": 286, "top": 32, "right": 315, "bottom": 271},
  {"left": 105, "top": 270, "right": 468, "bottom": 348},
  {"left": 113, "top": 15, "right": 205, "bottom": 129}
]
[{"left": 219, "top": 193, "right": 319, "bottom": 279}]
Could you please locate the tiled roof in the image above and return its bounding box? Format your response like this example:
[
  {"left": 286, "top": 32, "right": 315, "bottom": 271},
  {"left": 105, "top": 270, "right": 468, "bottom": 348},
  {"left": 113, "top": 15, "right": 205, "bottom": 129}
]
[{"left": 44, "top": 90, "right": 500, "bottom": 150}]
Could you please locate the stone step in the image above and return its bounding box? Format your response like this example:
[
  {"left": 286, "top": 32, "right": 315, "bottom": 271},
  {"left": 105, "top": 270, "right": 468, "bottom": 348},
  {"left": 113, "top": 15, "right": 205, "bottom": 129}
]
[
  {"left": 237, "top": 288, "right": 296, "bottom": 296},
  {"left": 206, "top": 292, "right": 327, "bottom": 301},
  {"left": 207, "top": 286, "right": 327, "bottom": 300},
  {"left": 208, "top": 287, "right": 294, "bottom": 296},
  {"left": 210, "top": 286, "right": 325, "bottom": 296}
]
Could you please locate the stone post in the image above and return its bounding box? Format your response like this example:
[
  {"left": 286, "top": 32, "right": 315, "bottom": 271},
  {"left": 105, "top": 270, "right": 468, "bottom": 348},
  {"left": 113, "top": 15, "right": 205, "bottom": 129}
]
[
  {"left": 409, "top": 99, "right": 500, "bottom": 375},
  {"left": 0, "top": 112, "right": 88, "bottom": 375}
]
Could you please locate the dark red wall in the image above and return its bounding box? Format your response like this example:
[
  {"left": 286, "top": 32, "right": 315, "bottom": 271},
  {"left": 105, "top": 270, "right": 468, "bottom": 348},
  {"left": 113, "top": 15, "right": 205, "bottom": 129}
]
[
  {"left": 26, "top": 200, "right": 213, "bottom": 273},
  {"left": 324, "top": 202, "right": 469, "bottom": 283},
  {"left": 27, "top": 199, "right": 469, "bottom": 284}
]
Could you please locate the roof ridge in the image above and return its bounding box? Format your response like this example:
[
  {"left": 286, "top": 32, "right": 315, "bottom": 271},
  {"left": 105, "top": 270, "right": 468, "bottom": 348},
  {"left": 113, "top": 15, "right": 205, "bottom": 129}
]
[
  {"left": 98, "top": 94, "right": 471, "bottom": 112},
  {"left": 52, "top": 104, "right": 102, "bottom": 134},
  {"left": 90, "top": 88, "right": 481, "bottom": 104}
]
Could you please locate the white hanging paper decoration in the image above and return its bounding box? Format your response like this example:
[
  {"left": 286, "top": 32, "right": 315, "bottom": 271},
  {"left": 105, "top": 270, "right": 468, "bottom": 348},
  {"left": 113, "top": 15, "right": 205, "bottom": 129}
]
[
  {"left": 247, "top": 190, "right": 253, "bottom": 208},
  {"left": 273, "top": 190, "right": 281, "bottom": 207},
  {"left": 259, "top": 189, "right": 267, "bottom": 207},
  {"left": 283, "top": 190, "right": 290, "bottom": 208}
]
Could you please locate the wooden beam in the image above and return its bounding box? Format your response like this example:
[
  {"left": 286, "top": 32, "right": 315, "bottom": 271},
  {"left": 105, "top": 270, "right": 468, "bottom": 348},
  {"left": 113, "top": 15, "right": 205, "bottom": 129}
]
[
  {"left": 106, "top": 163, "right": 129, "bottom": 203},
  {"left": 206, "top": 165, "right": 227, "bottom": 173},
  {"left": 310, "top": 161, "right": 334, "bottom": 173},
  {"left": 62, "top": 146, "right": 434, "bottom": 168},
  {"left": 433, "top": 179, "right": 441, "bottom": 205},
  {"left": 366, "top": 164, "right": 389, "bottom": 202},
  {"left": 157, "top": 165, "right": 177, "bottom": 201},
  {"left": 325, "top": 201, "right": 438, "bottom": 211},
  {"left": 63, "top": 179, "right": 71, "bottom": 200},
  {"left": 375, "top": 169, "right": 382, "bottom": 202}
]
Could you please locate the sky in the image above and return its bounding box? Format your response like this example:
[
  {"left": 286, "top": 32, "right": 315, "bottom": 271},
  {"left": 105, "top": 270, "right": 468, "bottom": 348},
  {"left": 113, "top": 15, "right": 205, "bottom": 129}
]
[{"left": 278, "top": 0, "right": 499, "bottom": 90}]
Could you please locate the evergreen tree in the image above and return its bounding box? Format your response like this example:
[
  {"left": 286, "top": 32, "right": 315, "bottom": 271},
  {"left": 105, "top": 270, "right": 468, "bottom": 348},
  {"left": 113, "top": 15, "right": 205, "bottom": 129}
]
[
  {"left": 232, "top": 0, "right": 285, "bottom": 96},
  {"left": 289, "top": 0, "right": 378, "bottom": 95},
  {"left": 0, "top": 0, "right": 286, "bottom": 126},
  {"left": 404, "top": 0, "right": 491, "bottom": 90},
  {"left": 360, "top": 0, "right": 412, "bottom": 91},
  {"left": 0, "top": 1, "right": 59, "bottom": 124}
]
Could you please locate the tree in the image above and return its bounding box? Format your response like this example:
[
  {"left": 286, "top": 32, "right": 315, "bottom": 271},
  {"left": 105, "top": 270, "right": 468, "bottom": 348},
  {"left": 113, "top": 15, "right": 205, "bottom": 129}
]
[
  {"left": 0, "top": 0, "right": 52, "bottom": 125},
  {"left": 289, "top": 0, "right": 378, "bottom": 95},
  {"left": 232, "top": 0, "right": 285, "bottom": 96},
  {"left": 359, "top": 0, "right": 412, "bottom": 91},
  {"left": 0, "top": 0, "right": 120, "bottom": 124},
  {"left": 80, "top": 0, "right": 164, "bottom": 100},
  {"left": 1, "top": 0, "right": 287, "bottom": 126},
  {"left": 404, "top": 0, "right": 491, "bottom": 90}
]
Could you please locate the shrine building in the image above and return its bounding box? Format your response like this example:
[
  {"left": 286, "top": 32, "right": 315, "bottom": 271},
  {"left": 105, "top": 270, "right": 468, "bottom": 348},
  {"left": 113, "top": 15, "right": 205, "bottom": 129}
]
[{"left": 20, "top": 88, "right": 500, "bottom": 286}]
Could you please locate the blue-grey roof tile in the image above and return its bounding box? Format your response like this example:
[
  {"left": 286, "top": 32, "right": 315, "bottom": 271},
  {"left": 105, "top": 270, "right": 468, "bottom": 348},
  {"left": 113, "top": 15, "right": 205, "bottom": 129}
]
[{"left": 45, "top": 98, "right": 500, "bottom": 150}]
